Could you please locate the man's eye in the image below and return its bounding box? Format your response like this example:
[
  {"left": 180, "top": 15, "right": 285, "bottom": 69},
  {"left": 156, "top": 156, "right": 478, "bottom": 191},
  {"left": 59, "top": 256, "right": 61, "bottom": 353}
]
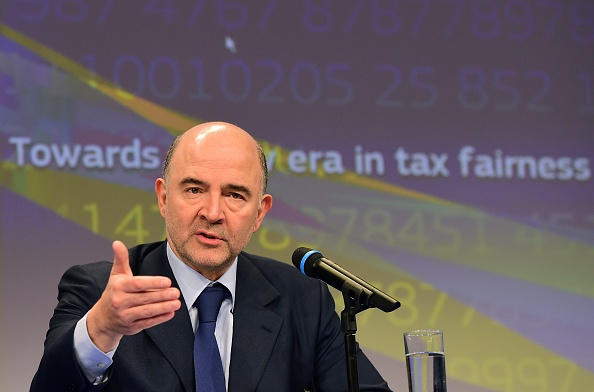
[
  {"left": 229, "top": 192, "right": 244, "bottom": 200},
  {"left": 187, "top": 187, "right": 201, "bottom": 194}
]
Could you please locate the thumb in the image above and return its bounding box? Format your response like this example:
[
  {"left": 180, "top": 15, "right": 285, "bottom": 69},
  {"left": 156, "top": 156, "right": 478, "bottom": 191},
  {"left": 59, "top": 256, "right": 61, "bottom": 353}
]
[{"left": 111, "top": 240, "right": 132, "bottom": 276}]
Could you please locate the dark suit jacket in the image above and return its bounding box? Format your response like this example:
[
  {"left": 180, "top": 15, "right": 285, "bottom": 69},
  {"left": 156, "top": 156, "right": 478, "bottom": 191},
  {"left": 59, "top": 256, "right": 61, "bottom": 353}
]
[{"left": 30, "top": 241, "right": 392, "bottom": 392}]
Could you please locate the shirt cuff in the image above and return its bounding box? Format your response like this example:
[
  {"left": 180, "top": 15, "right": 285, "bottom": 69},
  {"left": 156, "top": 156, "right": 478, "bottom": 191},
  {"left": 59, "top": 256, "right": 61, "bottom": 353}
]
[{"left": 73, "top": 313, "right": 117, "bottom": 382}]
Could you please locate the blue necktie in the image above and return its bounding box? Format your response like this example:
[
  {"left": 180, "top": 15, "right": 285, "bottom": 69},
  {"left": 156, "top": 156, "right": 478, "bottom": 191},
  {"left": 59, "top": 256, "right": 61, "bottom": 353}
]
[{"left": 194, "top": 284, "right": 227, "bottom": 392}]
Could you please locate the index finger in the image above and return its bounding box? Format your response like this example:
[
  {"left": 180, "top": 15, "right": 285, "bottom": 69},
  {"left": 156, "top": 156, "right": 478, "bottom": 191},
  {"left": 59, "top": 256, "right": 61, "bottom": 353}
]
[{"left": 118, "top": 275, "right": 173, "bottom": 293}]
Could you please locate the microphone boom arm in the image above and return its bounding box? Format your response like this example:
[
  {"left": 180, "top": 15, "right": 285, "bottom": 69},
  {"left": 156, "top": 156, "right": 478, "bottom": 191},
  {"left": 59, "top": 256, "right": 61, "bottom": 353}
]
[{"left": 340, "top": 279, "right": 373, "bottom": 392}]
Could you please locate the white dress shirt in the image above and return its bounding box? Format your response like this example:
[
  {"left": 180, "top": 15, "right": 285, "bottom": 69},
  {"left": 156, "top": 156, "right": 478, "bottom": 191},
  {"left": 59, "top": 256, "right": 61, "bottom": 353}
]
[
  {"left": 73, "top": 242, "right": 237, "bottom": 388},
  {"left": 167, "top": 243, "right": 236, "bottom": 388}
]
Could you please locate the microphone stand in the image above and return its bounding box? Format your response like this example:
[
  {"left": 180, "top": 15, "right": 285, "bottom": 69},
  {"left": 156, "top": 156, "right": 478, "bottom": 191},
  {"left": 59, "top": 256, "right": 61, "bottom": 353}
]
[{"left": 340, "top": 281, "right": 373, "bottom": 392}]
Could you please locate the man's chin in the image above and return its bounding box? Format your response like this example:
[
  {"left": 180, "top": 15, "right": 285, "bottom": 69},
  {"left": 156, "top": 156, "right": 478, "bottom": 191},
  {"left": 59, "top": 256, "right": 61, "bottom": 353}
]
[{"left": 183, "top": 249, "right": 235, "bottom": 273}]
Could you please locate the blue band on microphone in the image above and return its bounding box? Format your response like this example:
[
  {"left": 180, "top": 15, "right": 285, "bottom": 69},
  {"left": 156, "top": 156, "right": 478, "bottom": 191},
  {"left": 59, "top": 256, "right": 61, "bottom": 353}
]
[{"left": 300, "top": 250, "right": 320, "bottom": 275}]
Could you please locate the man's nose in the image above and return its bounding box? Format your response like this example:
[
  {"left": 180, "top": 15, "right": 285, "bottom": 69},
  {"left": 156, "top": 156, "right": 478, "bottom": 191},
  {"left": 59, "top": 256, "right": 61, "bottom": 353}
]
[{"left": 199, "top": 193, "right": 224, "bottom": 222}]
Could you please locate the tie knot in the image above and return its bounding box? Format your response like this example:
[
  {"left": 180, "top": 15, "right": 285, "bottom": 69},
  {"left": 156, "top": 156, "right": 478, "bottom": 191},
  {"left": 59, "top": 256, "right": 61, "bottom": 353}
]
[{"left": 195, "top": 284, "right": 226, "bottom": 324}]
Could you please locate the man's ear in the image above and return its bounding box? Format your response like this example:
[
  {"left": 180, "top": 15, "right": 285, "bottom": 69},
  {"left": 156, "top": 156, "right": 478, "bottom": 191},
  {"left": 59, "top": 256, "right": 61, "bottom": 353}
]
[
  {"left": 155, "top": 178, "right": 167, "bottom": 218},
  {"left": 253, "top": 194, "right": 273, "bottom": 232}
]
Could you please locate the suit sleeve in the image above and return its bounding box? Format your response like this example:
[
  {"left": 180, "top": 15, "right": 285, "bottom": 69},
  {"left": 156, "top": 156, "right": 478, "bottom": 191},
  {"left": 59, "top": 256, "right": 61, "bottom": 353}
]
[
  {"left": 313, "top": 280, "right": 392, "bottom": 392},
  {"left": 30, "top": 262, "right": 112, "bottom": 392}
]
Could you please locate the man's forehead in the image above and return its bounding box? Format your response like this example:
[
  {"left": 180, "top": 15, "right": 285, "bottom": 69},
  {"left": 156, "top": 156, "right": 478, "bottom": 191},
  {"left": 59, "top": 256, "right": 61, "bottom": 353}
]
[{"left": 171, "top": 154, "right": 261, "bottom": 185}]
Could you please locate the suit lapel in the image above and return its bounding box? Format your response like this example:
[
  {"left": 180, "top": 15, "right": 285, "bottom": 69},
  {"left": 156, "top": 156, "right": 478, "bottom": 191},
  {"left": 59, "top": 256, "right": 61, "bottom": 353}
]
[
  {"left": 137, "top": 243, "right": 196, "bottom": 392},
  {"left": 228, "top": 254, "right": 283, "bottom": 392}
]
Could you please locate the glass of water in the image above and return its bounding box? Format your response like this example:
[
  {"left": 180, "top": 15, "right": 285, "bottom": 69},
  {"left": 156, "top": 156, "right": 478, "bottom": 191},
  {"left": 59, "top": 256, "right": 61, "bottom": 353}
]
[{"left": 404, "top": 330, "right": 447, "bottom": 392}]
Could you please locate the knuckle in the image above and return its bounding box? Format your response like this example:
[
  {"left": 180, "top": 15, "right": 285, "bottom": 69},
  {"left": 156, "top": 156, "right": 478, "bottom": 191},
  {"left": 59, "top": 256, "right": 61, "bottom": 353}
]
[
  {"left": 140, "top": 306, "right": 154, "bottom": 320},
  {"left": 111, "top": 297, "right": 125, "bottom": 310},
  {"left": 138, "top": 292, "right": 150, "bottom": 304},
  {"left": 130, "top": 279, "right": 144, "bottom": 292}
]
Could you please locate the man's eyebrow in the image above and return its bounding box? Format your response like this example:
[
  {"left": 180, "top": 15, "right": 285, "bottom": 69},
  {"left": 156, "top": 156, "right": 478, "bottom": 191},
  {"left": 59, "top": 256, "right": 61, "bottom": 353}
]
[
  {"left": 225, "top": 184, "right": 253, "bottom": 198},
  {"left": 179, "top": 177, "right": 207, "bottom": 187},
  {"left": 178, "top": 178, "right": 253, "bottom": 198}
]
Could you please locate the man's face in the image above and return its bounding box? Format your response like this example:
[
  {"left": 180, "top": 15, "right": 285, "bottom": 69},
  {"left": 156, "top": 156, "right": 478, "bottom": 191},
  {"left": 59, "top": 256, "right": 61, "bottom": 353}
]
[{"left": 156, "top": 126, "right": 272, "bottom": 280}]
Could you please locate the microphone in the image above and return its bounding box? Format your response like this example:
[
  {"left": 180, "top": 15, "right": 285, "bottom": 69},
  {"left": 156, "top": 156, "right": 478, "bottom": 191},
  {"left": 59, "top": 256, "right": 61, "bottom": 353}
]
[{"left": 292, "top": 247, "right": 400, "bottom": 313}]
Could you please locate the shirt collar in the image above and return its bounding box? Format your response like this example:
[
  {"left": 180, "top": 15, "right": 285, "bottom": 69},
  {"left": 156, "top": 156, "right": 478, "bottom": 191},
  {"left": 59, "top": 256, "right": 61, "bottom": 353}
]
[{"left": 166, "top": 241, "right": 237, "bottom": 311}]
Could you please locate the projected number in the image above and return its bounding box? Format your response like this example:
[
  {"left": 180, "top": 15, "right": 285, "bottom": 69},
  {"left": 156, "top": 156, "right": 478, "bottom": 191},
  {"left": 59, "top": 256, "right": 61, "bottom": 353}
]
[
  {"left": 113, "top": 205, "right": 150, "bottom": 243},
  {"left": 256, "top": 207, "right": 334, "bottom": 252},
  {"left": 257, "top": 204, "right": 494, "bottom": 257},
  {"left": 82, "top": 56, "right": 353, "bottom": 105},
  {"left": 83, "top": 203, "right": 99, "bottom": 233},
  {"left": 256, "top": 222, "right": 293, "bottom": 251},
  {"left": 458, "top": 68, "right": 552, "bottom": 111},
  {"left": 113, "top": 55, "right": 180, "bottom": 100},
  {"left": 17, "top": 0, "right": 115, "bottom": 22},
  {"left": 80, "top": 55, "right": 183, "bottom": 100},
  {"left": 145, "top": 0, "right": 257, "bottom": 28},
  {"left": 15, "top": 0, "right": 592, "bottom": 44},
  {"left": 449, "top": 356, "right": 579, "bottom": 392},
  {"left": 186, "top": 0, "right": 279, "bottom": 28},
  {"left": 471, "top": 0, "right": 501, "bottom": 39},
  {"left": 502, "top": 0, "right": 534, "bottom": 40},
  {"left": 215, "top": 0, "right": 248, "bottom": 29},
  {"left": 303, "top": 0, "right": 401, "bottom": 35},
  {"left": 375, "top": 65, "right": 437, "bottom": 109},
  {"left": 470, "top": 0, "right": 536, "bottom": 40},
  {"left": 516, "top": 358, "right": 548, "bottom": 391},
  {"left": 550, "top": 358, "right": 579, "bottom": 392},
  {"left": 326, "top": 277, "right": 450, "bottom": 329},
  {"left": 296, "top": 0, "right": 588, "bottom": 42},
  {"left": 79, "top": 202, "right": 166, "bottom": 243},
  {"left": 194, "top": 59, "right": 353, "bottom": 106}
]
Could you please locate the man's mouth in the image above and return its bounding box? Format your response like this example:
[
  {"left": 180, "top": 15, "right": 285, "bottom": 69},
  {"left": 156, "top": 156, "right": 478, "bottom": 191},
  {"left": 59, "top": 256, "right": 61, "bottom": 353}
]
[{"left": 197, "top": 230, "right": 223, "bottom": 243}]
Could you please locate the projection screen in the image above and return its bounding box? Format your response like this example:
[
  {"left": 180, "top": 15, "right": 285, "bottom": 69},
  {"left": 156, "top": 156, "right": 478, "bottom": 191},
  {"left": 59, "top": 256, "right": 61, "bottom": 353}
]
[{"left": 1, "top": 1, "right": 593, "bottom": 391}]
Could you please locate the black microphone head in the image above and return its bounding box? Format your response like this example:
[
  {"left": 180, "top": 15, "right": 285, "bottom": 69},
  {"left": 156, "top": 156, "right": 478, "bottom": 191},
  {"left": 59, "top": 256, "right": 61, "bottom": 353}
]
[
  {"left": 292, "top": 247, "right": 323, "bottom": 276},
  {"left": 292, "top": 247, "right": 401, "bottom": 313}
]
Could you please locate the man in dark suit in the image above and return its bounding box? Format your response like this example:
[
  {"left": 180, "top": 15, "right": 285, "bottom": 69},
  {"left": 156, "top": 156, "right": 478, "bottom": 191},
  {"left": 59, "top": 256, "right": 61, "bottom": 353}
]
[{"left": 30, "top": 122, "right": 392, "bottom": 391}]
